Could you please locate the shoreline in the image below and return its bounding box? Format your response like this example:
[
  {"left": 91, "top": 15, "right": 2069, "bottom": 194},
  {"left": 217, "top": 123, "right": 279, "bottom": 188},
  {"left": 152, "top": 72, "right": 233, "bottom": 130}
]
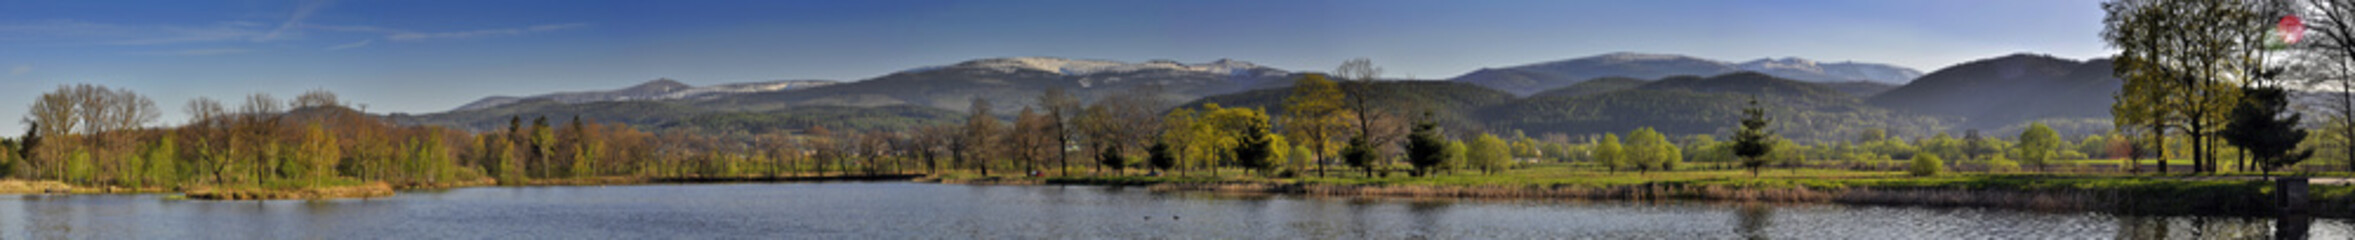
[
  {"left": 1028, "top": 175, "right": 2355, "bottom": 219},
  {"left": 4, "top": 173, "right": 2346, "bottom": 219}
]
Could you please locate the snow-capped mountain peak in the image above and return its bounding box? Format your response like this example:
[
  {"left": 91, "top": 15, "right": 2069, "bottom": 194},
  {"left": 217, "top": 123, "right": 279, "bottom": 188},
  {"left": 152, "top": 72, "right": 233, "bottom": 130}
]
[
  {"left": 1737, "top": 57, "right": 1825, "bottom": 72},
  {"left": 451, "top": 78, "right": 837, "bottom": 111},
  {"left": 1585, "top": 52, "right": 1724, "bottom": 64},
  {"left": 939, "top": 57, "right": 1273, "bottom": 76}
]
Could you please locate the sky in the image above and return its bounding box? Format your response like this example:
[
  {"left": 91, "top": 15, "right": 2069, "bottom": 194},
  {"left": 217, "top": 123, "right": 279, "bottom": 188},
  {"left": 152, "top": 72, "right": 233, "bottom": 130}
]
[{"left": 0, "top": 0, "right": 2112, "bottom": 136}]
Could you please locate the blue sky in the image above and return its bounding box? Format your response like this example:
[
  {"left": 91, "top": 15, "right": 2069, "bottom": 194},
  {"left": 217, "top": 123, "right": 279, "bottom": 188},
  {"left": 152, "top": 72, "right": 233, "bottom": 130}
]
[{"left": 0, "top": 0, "right": 2110, "bottom": 135}]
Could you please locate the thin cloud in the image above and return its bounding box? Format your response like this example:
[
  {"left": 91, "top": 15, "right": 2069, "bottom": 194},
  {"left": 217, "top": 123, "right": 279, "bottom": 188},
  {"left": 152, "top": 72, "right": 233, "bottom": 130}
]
[
  {"left": 0, "top": 20, "right": 263, "bottom": 45},
  {"left": 327, "top": 39, "right": 371, "bottom": 50},
  {"left": 385, "top": 23, "right": 590, "bottom": 41},
  {"left": 257, "top": 0, "right": 333, "bottom": 42},
  {"left": 143, "top": 48, "right": 254, "bottom": 56},
  {"left": 8, "top": 65, "right": 27, "bottom": 76}
]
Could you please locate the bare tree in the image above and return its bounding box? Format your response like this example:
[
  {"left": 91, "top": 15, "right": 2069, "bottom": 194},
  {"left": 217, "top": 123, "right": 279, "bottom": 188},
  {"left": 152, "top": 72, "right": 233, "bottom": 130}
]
[
  {"left": 186, "top": 97, "right": 225, "bottom": 128},
  {"left": 241, "top": 93, "right": 283, "bottom": 117},
  {"left": 2303, "top": 0, "right": 2355, "bottom": 171},
  {"left": 26, "top": 85, "right": 79, "bottom": 138},
  {"left": 1038, "top": 88, "right": 1080, "bottom": 176},
  {"left": 293, "top": 88, "right": 341, "bottom": 109},
  {"left": 962, "top": 98, "right": 1002, "bottom": 176}
]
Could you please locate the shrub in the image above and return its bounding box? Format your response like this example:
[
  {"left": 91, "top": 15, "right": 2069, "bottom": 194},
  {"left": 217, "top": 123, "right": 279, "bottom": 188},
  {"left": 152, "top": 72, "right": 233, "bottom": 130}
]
[
  {"left": 1909, "top": 154, "right": 1943, "bottom": 177},
  {"left": 1987, "top": 154, "right": 2021, "bottom": 173}
]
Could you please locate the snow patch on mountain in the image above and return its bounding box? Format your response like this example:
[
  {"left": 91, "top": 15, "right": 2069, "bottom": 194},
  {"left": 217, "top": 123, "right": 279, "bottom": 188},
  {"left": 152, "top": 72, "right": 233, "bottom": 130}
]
[
  {"left": 451, "top": 78, "right": 837, "bottom": 111},
  {"left": 932, "top": 57, "right": 1283, "bottom": 77}
]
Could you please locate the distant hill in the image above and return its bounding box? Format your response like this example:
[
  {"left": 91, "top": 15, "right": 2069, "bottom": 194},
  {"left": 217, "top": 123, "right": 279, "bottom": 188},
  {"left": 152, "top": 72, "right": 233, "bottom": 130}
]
[
  {"left": 1450, "top": 52, "right": 1921, "bottom": 96},
  {"left": 395, "top": 99, "right": 958, "bottom": 135},
  {"left": 1820, "top": 81, "right": 1900, "bottom": 97},
  {"left": 1734, "top": 58, "right": 1924, "bottom": 85},
  {"left": 1865, "top": 54, "right": 2118, "bottom": 130},
  {"left": 453, "top": 78, "right": 837, "bottom": 111},
  {"left": 1182, "top": 80, "right": 1516, "bottom": 132},
  {"left": 697, "top": 57, "right": 1293, "bottom": 114},
  {"left": 1527, "top": 77, "right": 1648, "bottom": 98},
  {"left": 1481, "top": 72, "right": 1946, "bottom": 142}
]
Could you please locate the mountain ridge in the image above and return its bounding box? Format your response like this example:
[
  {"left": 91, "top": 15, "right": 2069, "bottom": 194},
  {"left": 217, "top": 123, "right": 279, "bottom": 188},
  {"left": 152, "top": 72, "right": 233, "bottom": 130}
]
[{"left": 1450, "top": 52, "right": 1922, "bottom": 96}]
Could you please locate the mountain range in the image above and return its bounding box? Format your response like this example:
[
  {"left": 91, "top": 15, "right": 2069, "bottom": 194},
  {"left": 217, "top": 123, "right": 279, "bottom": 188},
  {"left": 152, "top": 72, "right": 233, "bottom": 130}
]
[
  {"left": 1865, "top": 54, "right": 2119, "bottom": 131},
  {"left": 1448, "top": 52, "right": 1924, "bottom": 96},
  {"left": 409, "top": 52, "right": 2124, "bottom": 142},
  {"left": 453, "top": 79, "right": 838, "bottom": 111}
]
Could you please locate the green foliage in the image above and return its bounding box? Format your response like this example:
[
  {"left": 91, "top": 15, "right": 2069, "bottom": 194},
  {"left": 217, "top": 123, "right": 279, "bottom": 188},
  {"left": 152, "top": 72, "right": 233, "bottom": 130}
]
[
  {"left": 1341, "top": 137, "right": 1376, "bottom": 176},
  {"left": 1101, "top": 145, "right": 1132, "bottom": 173},
  {"left": 1468, "top": 133, "right": 1512, "bottom": 174},
  {"left": 1627, "top": 127, "right": 1679, "bottom": 173},
  {"left": 66, "top": 149, "right": 91, "bottom": 185},
  {"left": 1406, "top": 112, "right": 1448, "bottom": 176},
  {"left": 1147, "top": 142, "right": 1176, "bottom": 172},
  {"left": 1486, "top": 73, "right": 1949, "bottom": 143},
  {"left": 1909, "top": 154, "right": 1944, "bottom": 177},
  {"left": 1442, "top": 140, "right": 1468, "bottom": 174},
  {"left": 1734, "top": 98, "right": 1774, "bottom": 176},
  {"left": 1595, "top": 134, "right": 1627, "bottom": 172},
  {"left": 2017, "top": 122, "right": 2061, "bottom": 171},
  {"left": 140, "top": 136, "right": 180, "bottom": 188},
  {"left": 2220, "top": 86, "right": 2312, "bottom": 176},
  {"left": 1192, "top": 81, "right": 1514, "bottom": 134},
  {"left": 1987, "top": 153, "right": 2021, "bottom": 173}
]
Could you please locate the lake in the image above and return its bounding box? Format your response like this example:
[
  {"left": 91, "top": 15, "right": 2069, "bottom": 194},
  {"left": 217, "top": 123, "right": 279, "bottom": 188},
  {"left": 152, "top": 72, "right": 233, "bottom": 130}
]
[{"left": 0, "top": 182, "right": 2346, "bottom": 239}]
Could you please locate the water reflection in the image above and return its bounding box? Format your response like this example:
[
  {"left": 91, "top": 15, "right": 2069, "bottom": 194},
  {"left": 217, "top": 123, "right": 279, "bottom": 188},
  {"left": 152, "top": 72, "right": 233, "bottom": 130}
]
[
  {"left": 0, "top": 183, "right": 2341, "bottom": 239},
  {"left": 1406, "top": 199, "right": 1450, "bottom": 239},
  {"left": 1736, "top": 203, "right": 1771, "bottom": 240}
]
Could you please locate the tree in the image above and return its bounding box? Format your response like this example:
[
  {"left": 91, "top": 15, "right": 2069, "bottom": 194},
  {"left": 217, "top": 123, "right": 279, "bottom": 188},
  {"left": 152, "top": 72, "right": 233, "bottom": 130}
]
[
  {"left": 1147, "top": 141, "right": 1176, "bottom": 175},
  {"left": 962, "top": 98, "right": 1002, "bottom": 176},
  {"left": 1596, "top": 133, "right": 1626, "bottom": 173},
  {"left": 1404, "top": 112, "right": 1447, "bottom": 177},
  {"left": 1098, "top": 144, "right": 1130, "bottom": 175},
  {"left": 1011, "top": 107, "right": 1052, "bottom": 175},
  {"left": 2220, "top": 86, "right": 2313, "bottom": 178},
  {"left": 1909, "top": 154, "right": 1944, "bottom": 177},
  {"left": 2018, "top": 122, "right": 2063, "bottom": 172},
  {"left": 1162, "top": 108, "right": 1206, "bottom": 177},
  {"left": 1733, "top": 98, "right": 1775, "bottom": 176},
  {"left": 1289, "top": 145, "right": 1315, "bottom": 176},
  {"left": 1341, "top": 137, "right": 1376, "bottom": 177},
  {"left": 2301, "top": 0, "right": 2355, "bottom": 172},
  {"left": 297, "top": 123, "right": 341, "bottom": 187},
  {"left": 1232, "top": 111, "right": 1280, "bottom": 176},
  {"left": 1441, "top": 140, "right": 1467, "bottom": 175},
  {"left": 1468, "top": 133, "right": 1511, "bottom": 175},
  {"left": 2105, "top": 0, "right": 2269, "bottom": 173},
  {"left": 293, "top": 88, "right": 341, "bottom": 109},
  {"left": 1988, "top": 152, "right": 2022, "bottom": 173},
  {"left": 1038, "top": 88, "right": 1080, "bottom": 177},
  {"left": 1336, "top": 58, "right": 1388, "bottom": 178},
  {"left": 1282, "top": 74, "right": 1349, "bottom": 177},
  {"left": 1628, "top": 127, "right": 1675, "bottom": 174}
]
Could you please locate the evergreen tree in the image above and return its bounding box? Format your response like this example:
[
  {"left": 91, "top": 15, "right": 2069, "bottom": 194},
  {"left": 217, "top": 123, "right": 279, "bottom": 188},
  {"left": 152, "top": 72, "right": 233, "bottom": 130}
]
[
  {"left": 2221, "top": 86, "right": 2312, "bottom": 178},
  {"left": 1405, "top": 112, "right": 1448, "bottom": 177},
  {"left": 1733, "top": 98, "right": 1775, "bottom": 176}
]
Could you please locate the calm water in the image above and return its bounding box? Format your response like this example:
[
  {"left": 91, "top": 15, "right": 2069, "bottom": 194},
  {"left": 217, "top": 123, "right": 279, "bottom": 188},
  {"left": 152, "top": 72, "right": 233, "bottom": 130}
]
[{"left": 0, "top": 182, "right": 2347, "bottom": 239}]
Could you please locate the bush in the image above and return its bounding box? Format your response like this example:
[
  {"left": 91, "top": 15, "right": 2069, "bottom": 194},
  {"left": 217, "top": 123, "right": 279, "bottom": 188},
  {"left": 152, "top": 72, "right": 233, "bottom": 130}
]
[
  {"left": 1909, "top": 154, "right": 1943, "bottom": 177},
  {"left": 1987, "top": 154, "right": 2021, "bottom": 173}
]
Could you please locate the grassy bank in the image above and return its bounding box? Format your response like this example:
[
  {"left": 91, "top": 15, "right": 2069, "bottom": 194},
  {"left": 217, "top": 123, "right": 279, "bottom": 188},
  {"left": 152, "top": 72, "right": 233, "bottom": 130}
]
[
  {"left": 182, "top": 181, "right": 395, "bottom": 200},
  {"left": 1003, "top": 163, "right": 2355, "bottom": 218}
]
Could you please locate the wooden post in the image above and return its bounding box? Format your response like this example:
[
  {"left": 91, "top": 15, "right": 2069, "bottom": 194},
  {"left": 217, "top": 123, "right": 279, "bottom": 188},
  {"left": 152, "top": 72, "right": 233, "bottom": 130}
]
[{"left": 2275, "top": 177, "right": 2310, "bottom": 240}]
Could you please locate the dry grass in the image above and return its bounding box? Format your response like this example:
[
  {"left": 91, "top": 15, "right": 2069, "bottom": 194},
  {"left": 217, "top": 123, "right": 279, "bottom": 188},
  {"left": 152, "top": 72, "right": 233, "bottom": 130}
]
[{"left": 184, "top": 182, "right": 395, "bottom": 200}]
